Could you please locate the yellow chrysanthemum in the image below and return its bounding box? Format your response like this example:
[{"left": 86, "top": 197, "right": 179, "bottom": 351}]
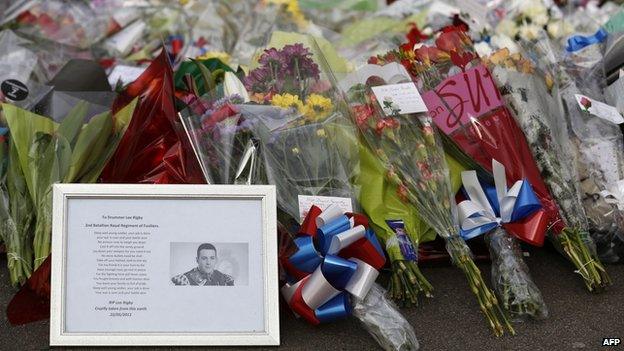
[
  {"left": 270, "top": 93, "right": 305, "bottom": 112},
  {"left": 196, "top": 51, "right": 231, "bottom": 64},
  {"left": 266, "top": 0, "right": 308, "bottom": 28},
  {"left": 303, "top": 94, "right": 334, "bottom": 121}
]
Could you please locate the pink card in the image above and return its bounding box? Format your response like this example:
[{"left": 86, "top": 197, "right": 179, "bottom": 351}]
[{"left": 422, "top": 65, "right": 503, "bottom": 135}]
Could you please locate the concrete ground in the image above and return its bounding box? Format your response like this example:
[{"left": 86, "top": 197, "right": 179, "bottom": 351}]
[{"left": 1, "top": 246, "right": 622, "bottom": 351}]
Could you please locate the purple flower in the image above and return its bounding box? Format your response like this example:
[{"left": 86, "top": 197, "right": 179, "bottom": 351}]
[
  {"left": 282, "top": 44, "right": 320, "bottom": 80},
  {"left": 244, "top": 66, "right": 273, "bottom": 93},
  {"left": 258, "top": 48, "right": 287, "bottom": 69}
]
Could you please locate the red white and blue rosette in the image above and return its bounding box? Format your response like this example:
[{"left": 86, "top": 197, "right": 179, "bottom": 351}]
[{"left": 281, "top": 204, "right": 386, "bottom": 325}]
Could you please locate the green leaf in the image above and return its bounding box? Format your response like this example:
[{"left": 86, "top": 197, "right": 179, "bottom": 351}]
[
  {"left": 192, "top": 59, "right": 217, "bottom": 97},
  {"left": 112, "top": 98, "right": 138, "bottom": 133},
  {"left": 27, "top": 133, "right": 56, "bottom": 206},
  {"left": 2, "top": 103, "right": 57, "bottom": 199},
  {"left": 174, "top": 58, "right": 234, "bottom": 94},
  {"left": 57, "top": 101, "right": 88, "bottom": 148},
  {"left": 77, "top": 100, "right": 137, "bottom": 183},
  {"left": 65, "top": 111, "right": 112, "bottom": 182}
]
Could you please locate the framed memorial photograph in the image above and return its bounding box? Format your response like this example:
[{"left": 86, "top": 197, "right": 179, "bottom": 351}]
[{"left": 50, "top": 184, "right": 279, "bottom": 346}]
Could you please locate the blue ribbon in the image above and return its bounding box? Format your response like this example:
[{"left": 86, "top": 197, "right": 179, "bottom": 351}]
[
  {"left": 459, "top": 179, "right": 542, "bottom": 240},
  {"left": 289, "top": 236, "right": 323, "bottom": 273},
  {"left": 320, "top": 255, "right": 358, "bottom": 290},
  {"left": 315, "top": 293, "right": 352, "bottom": 323},
  {"left": 566, "top": 28, "right": 608, "bottom": 52},
  {"left": 317, "top": 215, "right": 351, "bottom": 255}
]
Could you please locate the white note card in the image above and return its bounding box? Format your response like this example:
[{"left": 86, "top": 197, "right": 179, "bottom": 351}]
[
  {"left": 371, "top": 82, "right": 428, "bottom": 116},
  {"left": 108, "top": 65, "right": 146, "bottom": 86},
  {"left": 298, "top": 195, "right": 353, "bottom": 222},
  {"left": 575, "top": 94, "right": 624, "bottom": 124}
]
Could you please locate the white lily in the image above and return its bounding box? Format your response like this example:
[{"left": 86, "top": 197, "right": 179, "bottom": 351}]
[{"left": 223, "top": 71, "right": 250, "bottom": 102}]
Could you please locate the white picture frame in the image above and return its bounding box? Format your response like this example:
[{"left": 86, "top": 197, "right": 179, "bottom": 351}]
[{"left": 50, "top": 184, "right": 279, "bottom": 346}]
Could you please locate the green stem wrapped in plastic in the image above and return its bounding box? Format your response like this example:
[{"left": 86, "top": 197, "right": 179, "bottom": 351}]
[{"left": 1, "top": 99, "right": 137, "bottom": 277}]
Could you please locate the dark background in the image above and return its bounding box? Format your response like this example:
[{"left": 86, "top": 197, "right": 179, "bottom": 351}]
[{"left": 1, "top": 246, "right": 622, "bottom": 351}]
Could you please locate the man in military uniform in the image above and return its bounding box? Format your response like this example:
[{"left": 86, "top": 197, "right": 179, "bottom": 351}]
[{"left": 171, "top": 243, "right": 234, "bottom": 286}]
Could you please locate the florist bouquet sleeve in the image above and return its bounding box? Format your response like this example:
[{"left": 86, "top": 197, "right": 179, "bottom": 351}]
[
  {"left": 372, "top": 28, "right": 606, "bottom": 292},
  {"left": 1, "top": 99, "right": 136, "bottom": 277},
  {"left": 342, "top": 60, "right": 513, "bottom": 335},
  {"left": 482, "top": 47, "right": 611, "bottom": 290},
  {"left": 366, "top": 30, "right": 548, "bottom": 320},
  {"left": 240, "top": 32, "right": 419, "bottom": 350}
]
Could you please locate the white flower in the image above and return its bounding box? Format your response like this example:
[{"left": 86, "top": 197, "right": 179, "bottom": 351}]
[
  {"left": 474, "top": 41, "right": 493, "bottom": 57},
  {"left": 496, "top": 19, "right": 519, "bottom": 38},
  {"left": 532, "top": 12, "right": 549, "bottom": 26},
  {"left": 223, "top": 71, "right": 250, "bottom": 102},
  {"left": 518, "top": 23, "right": 542, "bottom": 41},
  {"left": 491, "top": 35, "right": 520, "bottom": 54},
  {"left": 519, "top": 1, "right": 548, "bottom": 18},
  {"left": 546, "top": 20, "right": 574, "bottom": 39}
]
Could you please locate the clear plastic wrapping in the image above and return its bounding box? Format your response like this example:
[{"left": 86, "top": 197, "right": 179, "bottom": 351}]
[
  {"left": 486, "top": 227, "right": 548, "bottom": 320},
  {"left": 352, "top": 283, "right": 420, "bottom": 351}
]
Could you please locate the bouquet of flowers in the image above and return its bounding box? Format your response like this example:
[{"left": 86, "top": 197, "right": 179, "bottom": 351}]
[
  {"left": 176, "top": 58, "right": 263, "bottom": 186},
  {"left": 374, "top": 27, "right": 610, "bottom": 291},
  {"left": 481, "top": 46, "right": 612, "bottom": 289},
  {"left": 341, "top": 61, "right": 513, "bottom": 335},
  {"left": 0, "top": 99, "right": 136, "bottom": 284},
  {"left": 237, "top": 32, "right": 359, "bottom": 222},
  {"left": 554, "top": 42, "right": 624, "bottom": 264},
  {"left": 365, "top": 30, "right": 552, "bottom": 320}
]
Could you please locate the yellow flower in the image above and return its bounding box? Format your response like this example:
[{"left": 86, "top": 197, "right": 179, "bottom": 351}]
[
  {"left": 316, "top": 129, "right": 326, "bottom": 137},
  {"left": 303, "top": 94, "right": 333, "bottom": 121},
  {"left": 196, "top": 51, "right": 231, "bottom": 64},
  {"left": 266, "top": 0, "right": 308, "bottom": 28},
  {"left": 270, "top": 93, "right": 305, "bottom": 112}
]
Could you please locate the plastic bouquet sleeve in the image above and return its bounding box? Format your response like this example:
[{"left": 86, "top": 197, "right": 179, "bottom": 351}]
[
  {"left": 486, "top": 42, "right": 611, "bottom": 290},
  {"left": 177, "top": 59, "right": 262, "bottom": 186},
  {"left": 340, "top": 60, "right": 513, "bottom": 336},
  {"left": 100, "top": 49, "right": 205, "bottom": 184},
  {"left": 239, "top": 32, "right": 360, "bottom": 222},
  {"left": 2, "top": 99, "right": 137, "bottom": 273},
  {"left": 372, "top": 28, "right": 607, "bottom": 292}
]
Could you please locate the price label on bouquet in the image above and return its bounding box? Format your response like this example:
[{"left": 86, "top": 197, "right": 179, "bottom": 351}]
[
  {"left": 50, "top": 184, "right": 279, "bottom": 346},
  {"left": 371, "top": 83, "right": 428, "bottom": 116},
  {"left": 575, "top": 94, "right": 624, "bottom": 124}
]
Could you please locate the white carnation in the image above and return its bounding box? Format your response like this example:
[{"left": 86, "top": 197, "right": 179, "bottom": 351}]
[
  {"left": 519, "top": 23, "right": 542, "bottom": 41},
  {"left": 496, "top": 19, "right": 519, "bottom": 38}
]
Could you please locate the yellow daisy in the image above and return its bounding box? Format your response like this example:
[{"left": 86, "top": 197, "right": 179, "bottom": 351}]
[
  {"left": 270, "top": 93, "right": 305, "bottom": 113},
  {"left": 303, "top": 94, "right": 333, "bottom": 121}
]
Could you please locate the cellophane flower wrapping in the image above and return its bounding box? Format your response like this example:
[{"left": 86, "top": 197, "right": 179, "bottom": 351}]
[
  {"left": 100, "top": 49, "right": 205, "bottom": 184},
  {"left": 244, "top": 32, "right": 418, "bottom": 350},
  {"left": 341, "top": 60, "right": 513, "bottom": 335},
  {"left": 510, "top": 37, "right": 612, "bottom": 285},
  {"left": 368, "top": 31, "right": 550, "bottom": 319},
  {"left": 0, "top": 98, "right": 137, "bottom": 284},
  {"left": 356, "top": 122, "right": 468, "bottom": 305},
  {"left": 559, "top": 44, "right": 624, "bottom": 264},
  {"left": 177, "top": 59, "right": 262, "bottom": 185},
  {"left": 241, "top": 32, "right": 360, "bottom": 222}
]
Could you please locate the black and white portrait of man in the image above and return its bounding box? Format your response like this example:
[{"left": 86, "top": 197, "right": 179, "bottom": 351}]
[{"left": 171, "top": 243, "right": 235, "bottom": 286}]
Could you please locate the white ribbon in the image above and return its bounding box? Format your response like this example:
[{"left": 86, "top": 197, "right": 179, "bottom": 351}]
[
  {"left": 315, "top": 204, "right": 344, "bottom": 228},
  {"left": 344, "top": 259, "right": 378, "bottom": 300},
  {"left": 301, "top": 266, "right": 342, "bottom": 310},
  {"left": 599, "top": 179, "right": 624, "bottom": 211},
  {"left": 327, "top": 225, "right": 366, "bottom": 255},
  {"left": 458, "top": 159, "right": 523, "bottom": 231}
]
